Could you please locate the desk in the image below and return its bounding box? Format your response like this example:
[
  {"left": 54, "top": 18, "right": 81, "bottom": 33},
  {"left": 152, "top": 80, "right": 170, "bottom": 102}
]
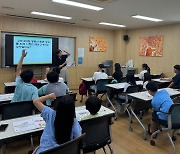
[
  {"left": 81, "top": 78, "right": 93, "bottom": 82},
  {"left": 152, "top": 79, "right": 171, "bottom": 83},
  {"left": 80, "top": 78, "right": 95, "bottom": 102},
  {"left": 4, "top": 80, "right": 52, "bottom": 94},
  {"left": 106, "top": 81, "right": 143, "bottom": 118},
  {"left": 152, "top": 79, "right": 171, "bottom": 88},
  {"left": 76, "top": 105, "right": 115, "bottom": 121},
  {"left": 128, "top": 88, "right": 180, "bottom": 101},
  {"left": 0, "top": 105, "right": 114, "bottom": 151},
  {"left": 106, "top": 81, "right": 143, "bottom": 90},
  {"left": 127, "top": 88, "right": 180, "bottom": 140},
  {"left": 0, "top": 93, "right": 14, "bottom": 103},
  {"left": 4, "top": 80, "right": 50, "bottom": 87}
]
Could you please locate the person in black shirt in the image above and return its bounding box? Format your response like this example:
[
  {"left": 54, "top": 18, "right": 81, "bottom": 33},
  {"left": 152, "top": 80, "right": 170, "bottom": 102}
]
[
  {"left": 54, "top": 49, "right": 70, "bottom": 84},
  {"left": 161, "top": 64, "right": 180, "bottom": 88},
  {"left": 112, "top": 63, "right": 123, "bottom": 82}
]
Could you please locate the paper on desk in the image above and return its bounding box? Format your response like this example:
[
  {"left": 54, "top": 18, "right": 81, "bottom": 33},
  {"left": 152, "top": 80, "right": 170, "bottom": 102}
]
[
  {"left": 13, "top": 119, "right": 35, "bottom": 133},
  {"left": 13, "top": 117, "right": 45, "bottom": 133},
  {"left": 33, "top": 117, "right": 46, "bottom": 128},
  {"left": 0, "top": 94, "right": 13, "bottom": 101},
  {"left": 144, "top": 91, "right": 153, "bottom": 98},
  {"left": 76, "top": 109, "right": 90, "bottom": 121}
]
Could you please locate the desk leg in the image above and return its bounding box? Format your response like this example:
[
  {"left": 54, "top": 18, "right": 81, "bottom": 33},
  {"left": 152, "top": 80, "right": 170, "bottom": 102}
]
[
  {"left": 0, "top": 144, "right": 6, "bottom": 154},
  {"left": 130, "top": 109, "right": 147, "bottom": 140},
  {"left": 106, "top": 95, "right": 118, "bottom": 119}
]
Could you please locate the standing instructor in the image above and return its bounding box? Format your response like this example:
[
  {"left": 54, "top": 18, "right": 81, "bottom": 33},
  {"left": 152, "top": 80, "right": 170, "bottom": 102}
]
[{"left": 54, "top": 49, "right": 70, "bottom": 85}]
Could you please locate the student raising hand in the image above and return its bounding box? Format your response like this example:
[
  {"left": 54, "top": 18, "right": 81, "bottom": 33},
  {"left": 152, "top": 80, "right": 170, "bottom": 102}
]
[
  {"left": 22, "top": 49, "right": 27, "bottom": 57},
  {"left": 33, "top": 93, "right": 56, "bottom": 112}
]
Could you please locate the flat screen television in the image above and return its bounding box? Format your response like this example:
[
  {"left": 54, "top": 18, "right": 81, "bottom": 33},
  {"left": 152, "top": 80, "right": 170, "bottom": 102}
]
[{"left": 1, "top": 32, "right": 58, "bottom": 67}]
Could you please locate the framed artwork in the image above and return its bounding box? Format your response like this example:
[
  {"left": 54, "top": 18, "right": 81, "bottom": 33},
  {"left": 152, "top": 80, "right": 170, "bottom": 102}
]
[
  {"left": 89, "top": 36, "right": 107, "bottom": 52},
  {"left": 139, "top": 35, "right": 163, "bottom": 57}
]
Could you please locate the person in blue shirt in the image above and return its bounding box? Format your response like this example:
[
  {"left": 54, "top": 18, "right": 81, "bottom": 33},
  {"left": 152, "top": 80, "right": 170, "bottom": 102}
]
[
  {"left": 161, "top": 64, "right": 180, "bottom": 88},
  {"left": 38, "top": 71, "right": 69, "bottom": 106},
  {"left": 33, "top": 93, "right": 82, "bottom": 154},
  {"left": 11, "top": 50, "right": 38, "bottom": 102},
  {"left": 146, "top": 81, "right": 174, "bottom": 134}
]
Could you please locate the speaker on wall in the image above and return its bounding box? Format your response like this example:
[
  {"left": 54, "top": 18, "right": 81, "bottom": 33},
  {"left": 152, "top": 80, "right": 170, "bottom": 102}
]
[{"left": 123, "top": 35, "right": 129, "bottom": 41}]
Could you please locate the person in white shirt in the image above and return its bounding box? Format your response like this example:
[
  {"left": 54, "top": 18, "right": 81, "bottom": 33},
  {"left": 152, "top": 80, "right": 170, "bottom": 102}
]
[
  {"left": 90, "top": 64, "right": 108, "bottom": 92},
  {"left": 92, "top": 64, "right": 108, "bottom": 82},
  {"left": 139, "top": 63, "right": 150, "bottom": 80}
]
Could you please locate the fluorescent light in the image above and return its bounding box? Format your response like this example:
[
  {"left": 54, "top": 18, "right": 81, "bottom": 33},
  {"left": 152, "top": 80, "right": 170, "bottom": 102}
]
[
  {"left": 132, "top": 15, "right": 163, "bottom": 22},
  {"left": 99, "top": 22, "right": 126, "bottom": 28},
  {"left": 31, "top": 11, "right": 72, "bottom": 19},
  {"left": 52, "top": 0, "right": 103, "bottom": 11}
]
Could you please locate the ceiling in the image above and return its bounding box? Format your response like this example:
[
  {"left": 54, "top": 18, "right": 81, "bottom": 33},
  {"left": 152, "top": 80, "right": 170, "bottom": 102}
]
[{"left": 0, "top": 0, "right": 180, "bottom": 30}]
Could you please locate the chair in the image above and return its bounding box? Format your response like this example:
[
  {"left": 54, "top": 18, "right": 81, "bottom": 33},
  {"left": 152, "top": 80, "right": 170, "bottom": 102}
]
[
  {"left": 51, "top": 93, "right": 77, "bottom": 110},
  {"left": 119, "top": 77, "right": 126, "bottom": 83},
  {"left": 80, "top": 115, "right": 113, "bottom": 154},
  {"left": 150, "top": 103, "right": 180, "bottom": 154},
  {"left": 4, "top": 86, "right": 15, "bottom": 94},
  {"left": 151, "top": 73, "right": 163, "bottom": 79},
  {"left": 90, "top": 79, "right": 112, "bottom": 98},
  {"left": 119, "top": 85, "right": 141, "bottom": 115},
  {"left": 40, "top": 133, "right": 85, "bottom": 154},
  {"left": 32, "top": 82, "right": 43, "bottom": 89},
  {"left": 0, "top": 101, "right": 34, "bottom": 120}
]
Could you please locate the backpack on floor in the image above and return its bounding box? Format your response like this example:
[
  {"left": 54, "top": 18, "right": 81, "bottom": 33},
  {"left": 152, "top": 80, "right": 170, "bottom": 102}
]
[{"left": 79, "top": 82, "right": 87, "bottom": 96}]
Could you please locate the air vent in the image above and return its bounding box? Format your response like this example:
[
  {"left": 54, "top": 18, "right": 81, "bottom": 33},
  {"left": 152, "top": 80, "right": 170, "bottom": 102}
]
[
  {"left": 87, "top": 0, "right": 117, "bottom": 3},
  {"left": 5, "top": 14, "right": 76, "bottom": 25},
  {"left": 1, "top": 6, "right": 15, "bottom": 10}
]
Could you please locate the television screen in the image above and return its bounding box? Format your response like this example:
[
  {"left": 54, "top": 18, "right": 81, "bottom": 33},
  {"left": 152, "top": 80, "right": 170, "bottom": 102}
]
[
  {"left": 13, "top": 35, "right": 52, "bottom": 64},
  {"left": 1, "top": 33, "right": 58, "bottom": 67}
]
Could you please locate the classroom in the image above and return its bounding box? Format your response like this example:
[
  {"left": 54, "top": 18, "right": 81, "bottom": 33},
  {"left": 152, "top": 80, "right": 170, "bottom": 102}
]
[{"left": 0, "top": 0, "right": 180, "bottom": 154}]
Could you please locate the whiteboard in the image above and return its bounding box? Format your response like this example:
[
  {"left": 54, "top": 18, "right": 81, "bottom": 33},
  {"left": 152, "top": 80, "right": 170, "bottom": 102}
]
[{"left": 58, "top": 37, "right": 75, "bottom": 66}]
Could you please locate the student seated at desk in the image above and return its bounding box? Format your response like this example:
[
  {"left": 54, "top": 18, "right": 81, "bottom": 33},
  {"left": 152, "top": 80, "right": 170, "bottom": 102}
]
[
  {"left": 124, "top": 73, "right": 137, "bottom": 92},
  {"left": 92, "top": 64, "right": 108, "bottom": 82},
  {"left": 110, "top": 63, "right": 123, "bottom": 82},
  {"left": 11, "top": 50, "right": 38, "bottom": 103},
  {"left": 143, "top": 72, "right": 152, "bottom": 89},
  {"left": 38, "top": 71, "right": 68, "bottom": 106},
  {"left": 82, "top": 96, "right": 102, "bottom": 120},
  {"left": 146, "top": 82, "right": 174, "bottom": 134},
  {"left": 90, "top": 64, "right": 108, "bottom": 92},
  {"left": 139, "top": 63, "right": 150, "bottom": 80},
  {"left": 161, "top": 64, "right": 180, "bottom": 88},
  {"left": 33, "top": 94, "right": 82, "bottom": 154},
  {"left": 44, "top": 67, "right": 64, "bottom": 83}
]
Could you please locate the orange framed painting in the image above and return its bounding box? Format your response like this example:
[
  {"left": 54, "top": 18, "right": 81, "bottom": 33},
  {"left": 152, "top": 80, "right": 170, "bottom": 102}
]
[
  {"left": 139, "top": 35, "right": 163, "bottom": 57},
  {"left": 89, "top": 36, "right": 107, "bottom": 52}
]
